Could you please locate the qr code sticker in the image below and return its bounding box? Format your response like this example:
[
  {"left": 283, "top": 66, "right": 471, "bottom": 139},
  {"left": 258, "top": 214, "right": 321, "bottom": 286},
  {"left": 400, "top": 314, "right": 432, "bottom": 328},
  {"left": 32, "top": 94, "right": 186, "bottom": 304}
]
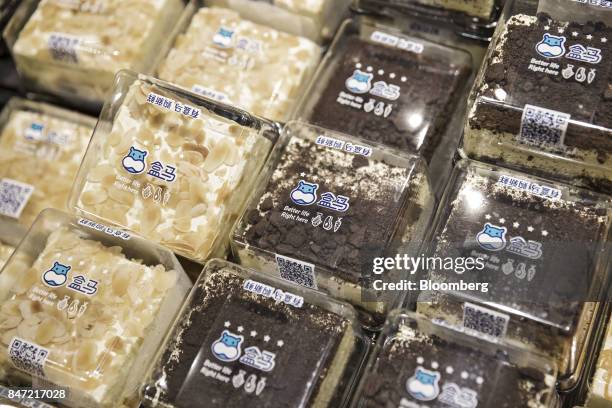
[
  {"left": 519, "top": 104, "right": 570, "bottom": 146},
  {"left": 462, "top": 302, "right": 509, "bottom": 339},
  {"left": 48, "top": 33, "right": 80, "bottom": 64},
  {"left": 9, "top": 337, "right": 49, "bottom": 378},
  {"left": 275, "top": 254, "right": 317, "bottom": 289},
  {"left": 0, "top": 178, "right": 35, "bottom": 219}
]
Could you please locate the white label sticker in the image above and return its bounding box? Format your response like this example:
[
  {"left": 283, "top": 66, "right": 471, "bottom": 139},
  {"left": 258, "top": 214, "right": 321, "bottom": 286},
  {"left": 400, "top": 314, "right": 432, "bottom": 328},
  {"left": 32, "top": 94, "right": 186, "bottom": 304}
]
[
  {"left": 462, "top": 302, "right": 509, "bottom": 339},
  {"left": 370, "top": 31, "right": 424, "bottom": 54},
  {"left": 77, "top": 218, "right": 131, "bottom": 240},
  {"left": 146, "top": 92, "right": 201, "bottom": 119},
  {"left": 497, "top": 175, "right": 562, "bottom": 200},
  {"left": 243, "top": 279, "right": 304, "bottom": 308},
  {"left": 519, "top": 104, "right": 570, "bottom": 146},
  {"left": 48, "top": 33, "right": 81, "bottom": 64},
  {"left": 0, "top": 178, "right": 34, "bottom": 219},
  {"left": 9, "top": 337, "right": 49, "bottom": 378},
  {"left": 275, "top": 254, "right": 317, "bottom": 289}
]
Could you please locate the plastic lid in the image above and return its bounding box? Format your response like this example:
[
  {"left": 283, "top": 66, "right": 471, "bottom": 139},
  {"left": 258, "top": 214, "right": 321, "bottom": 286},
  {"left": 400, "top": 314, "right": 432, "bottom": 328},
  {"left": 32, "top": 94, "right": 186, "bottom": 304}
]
[
  {"left": 464, "top": 0, "right": 612, "bottom": 193},
  {"left": 157, "top": 6, "right": 320, "bottom": 122},
  {"left": 297, "top": 18, "right": 472, "bottom": 192},
  {"left": 0, "top": 98, "right": 96, "bottom": 229},
  {"left": 353, "top": 310, "right": 558, "bottom": 408},
  {"left": 232, "top": 121, "right": 433, "bottom": 290},
  {"left": 0, "top": 209, "right": 192, "bottom": 408},
  {"left": 424, "top": 160, "right": 610, "bottom": 331},
  {"left": 142, "top": 259, "right": 367, "bottom": 408},
  {"left": 69, "top": 70, "right": 277, "bottom": 264}
]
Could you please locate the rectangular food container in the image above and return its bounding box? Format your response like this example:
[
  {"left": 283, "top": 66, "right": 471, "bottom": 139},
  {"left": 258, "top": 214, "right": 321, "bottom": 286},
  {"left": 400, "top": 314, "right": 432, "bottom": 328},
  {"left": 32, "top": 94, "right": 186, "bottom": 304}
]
[
  {"left": 351, "top": 310, "right": 558, "bottom": 407},
  {"left": 142, "top": 258, "right": 369, "bottom": 408},
  {"left": 0, "top": 209, "right": 192, "bottom": 408},
  {"left": 296, "top": 17, "right": 473, "bottom": 196},
  {"left": 3, "top": 0, "right": 184, "bottom": 105},
  {"left": 231, "top": 121, "right": 435, "bottom": 328},
  {"left": 462, "top": 0, "right": 612, "bottom": 194},
  {"left": 205, "top": 0, "right": 352, "bottom": 44},
  {"left": 0, "top": 98, "right": 96, "bottom": 232},
  {"left": 69, "top": 71, "right": 277, "bottom": 266},
  {"left": 416, "top": 159, "right": 611, "bottom": 391},
  {"left": 156, "top": 3, "right": 321, "bottom": 123},
  {"left": 354, "top": 0, "right": 503, "bottom": 39}
]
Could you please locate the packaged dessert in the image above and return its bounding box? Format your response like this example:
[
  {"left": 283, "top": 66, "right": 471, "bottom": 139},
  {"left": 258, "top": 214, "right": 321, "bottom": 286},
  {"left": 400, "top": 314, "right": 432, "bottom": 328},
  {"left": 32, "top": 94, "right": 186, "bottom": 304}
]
[
  {"left": 157, "top": 5, "right": 320, "bottom": 122},
  {"left": 0, "top": 98, "right": 96, "bottom": 230},
  {"left": 463, "top": 0, "right": 612, "bottom": 194},
  {"left": 417, "top": 160, "right": 611, "bottom": 390},
  {"left": 352, "top": 311, "right": 558, "bottom": 408},
  {"left": 297, "top": 18, "right": 472, "bottom": 195},
  {"left": 585, "top": 311, "right": 612, "bottom": 408},
  {"left": 0, "top": 209, "right": 192, "bottom": 408},
  {"left": 70, "top": 71, "right": 277, "bottom": 264},
  {"left": 142, "top": 259, "right": 368, "bottom": 408},
  {"left": 231, "top": 121, "right": 435, "bottom": 327},
  {"left": 355, "top": 0, "right": 503, "bottom": 32},
  {"left": 205, "top": 0, "right": 351, "bottom": 43},
  {"left": 4, "top": 0, "right": 184, "bottom": 104}
]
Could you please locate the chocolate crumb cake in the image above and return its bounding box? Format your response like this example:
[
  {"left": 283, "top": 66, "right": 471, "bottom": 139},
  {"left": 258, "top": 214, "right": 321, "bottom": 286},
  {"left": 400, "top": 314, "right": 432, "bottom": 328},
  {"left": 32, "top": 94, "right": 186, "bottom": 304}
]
[
  {"left": 231, "top": 122, "right": 434, "bottom": 327},
  {"left": 463, "top": 2, "right": 612, "bottom": 193},
  {"left": 142, "top": 259, "right": 367, "bottom": 408},
  {"left": 417, "top": 160, "right": 610, "bottom": 390},
  {"left": 354, "top": 311, "right": 558, "bottom": 408}
]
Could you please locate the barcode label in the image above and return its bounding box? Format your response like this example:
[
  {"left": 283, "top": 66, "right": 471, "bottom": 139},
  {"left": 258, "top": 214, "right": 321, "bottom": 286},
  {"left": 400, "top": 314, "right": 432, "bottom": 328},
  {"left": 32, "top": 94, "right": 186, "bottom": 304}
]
[
  {"left": 0, "top": 178, "right": 34, "bottom": 219},
  {"left": 9, "top": 337, "right": 49, "bottom": 378},
  {"left": 275, "top": 254, "right": 317, "bottom": 289},
  {"left": 519, "top": 104, "right": 570, "bottom": 146},
  {"left": 462, "top": 302, "right": 509, "bottom": 339}
]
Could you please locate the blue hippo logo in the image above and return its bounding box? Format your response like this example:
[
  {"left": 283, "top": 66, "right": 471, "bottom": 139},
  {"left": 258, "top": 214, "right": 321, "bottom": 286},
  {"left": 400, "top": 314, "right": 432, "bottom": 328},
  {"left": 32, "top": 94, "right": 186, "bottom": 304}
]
[
  {"left": 536, "top": 33, "right": 566, "bottom": 58},
  {"left": 406, "top": 367, "right": 441, "bottom": 401},
  {"left": 122, "top": 146, "right": 148, "bottom": 174},
  {"left": 213, "top": 27, "right": 234, "bottom": 48},
  {"left": 290, "top": 180, "right": 319, "bottom": 206},
  {"left": 211, "top": 330, "right": 244, "bottom": 362},
  {"left": 345, "top": 70, "right": 373, "bottom": 94},
  {"left": 476, "top": 223, "right": 507, "bottom": 251},
  {"left": 42, "top": 261, "right": 71, "bottom": 287}
]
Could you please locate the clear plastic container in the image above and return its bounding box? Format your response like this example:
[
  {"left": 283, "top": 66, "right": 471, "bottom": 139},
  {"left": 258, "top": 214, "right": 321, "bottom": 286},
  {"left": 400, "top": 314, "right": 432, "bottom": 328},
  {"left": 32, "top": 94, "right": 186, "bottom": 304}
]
[
  {"left": 3, "top": 0, "right": 185, "bottom": 105},
  {"left": 205, "top": 0, "right": 351, "bottom": 43},
  {"left": 69, "top": 71, "right": 277, "bottom": 265},
  {"left": 156, "top": 4, "right": 321, "bottom": 123},
  {"left": 0, "top": 98, "right": 96, "bottom": 230},
  {"left": 231, "top": 121, "right": 435, "bottom": 328},
  {"left": 351, "top": 310, "right": 558, "bottom": 407},
  {"left": 462, "top": 0, "right": 612, "bottom": 194},
  {"left": 296, "top": 18, "right": 473, "bottom": 195},
  {"left": 416, "top": 159, "right": 611, "bottom": 390},
  {"left": 141, "top": 258, "right": 369, "bottom": 408},
  {"left": 584, "top": 309, "right": 612, "bottom": 408},
  {"left": 0, "top": 209, "right": 193, "bottom": 408},
  {"left": 354, "top": 0, "right": 503, "bottom": 37}
]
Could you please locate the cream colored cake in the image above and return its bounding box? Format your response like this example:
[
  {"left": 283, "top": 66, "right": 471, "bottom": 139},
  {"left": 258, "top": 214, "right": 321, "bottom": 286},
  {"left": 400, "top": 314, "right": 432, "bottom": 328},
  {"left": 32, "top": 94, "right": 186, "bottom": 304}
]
[
  {"left": 0, "top": 228, "right": 182, "bottom": 407},
  {"left": 11, "top": 0, "right": 183, "bottom": 102},
  {"left": 73, "top": 80, "right": 274, "bottom": 262},
  {"left": 157, "top": 7, "right": 320, "bottom": 122},
  {"left": 0, "top": 102, "right": 95, "bottom": 228},
  {"left": 415, "top": 0, "right": 496, "bottom": 19},
  {"left": 588, "top": 316, "right": 612, "bottom": 407}
]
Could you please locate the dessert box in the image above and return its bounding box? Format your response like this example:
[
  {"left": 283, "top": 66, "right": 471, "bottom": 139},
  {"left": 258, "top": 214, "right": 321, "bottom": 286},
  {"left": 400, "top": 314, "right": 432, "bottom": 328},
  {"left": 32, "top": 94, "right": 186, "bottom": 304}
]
[
  {"left": 351, "top": 311, "right": 559, "bottom": 408},
  {"left": 462, "top": 0, "right": 612, "bottom": 194},
  {"left": 205, "top": 0, "right": 351, "bottom": 44},
  {"left": 416, "top": 160, "right": 611, "bottom": 390},
  {"left": 354, "top": 0, "right": 502, "bottom": 39},
  {"left": 0, "top": 98, "right": 96, "bottom": 232},
  {"left": 69, "top": 71, "right": 277, "bottom": 265},
  {"left": 296, "top": 18, "right": 473, "bottom": 195},
  {"left": 3, "top": 0, "right": 184, "bottom": 105},
  {"left": 0, "top": 209, "right": 192, "bottom": 408},
  {"left": 231, "top": 121, "right": 435, "bottom": 328},
  {"left": 156, "top": 4, "right": 321, "bottom": 123},
  {"left": 141, "top": 259, "right": 368, "bottom": 408}
]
